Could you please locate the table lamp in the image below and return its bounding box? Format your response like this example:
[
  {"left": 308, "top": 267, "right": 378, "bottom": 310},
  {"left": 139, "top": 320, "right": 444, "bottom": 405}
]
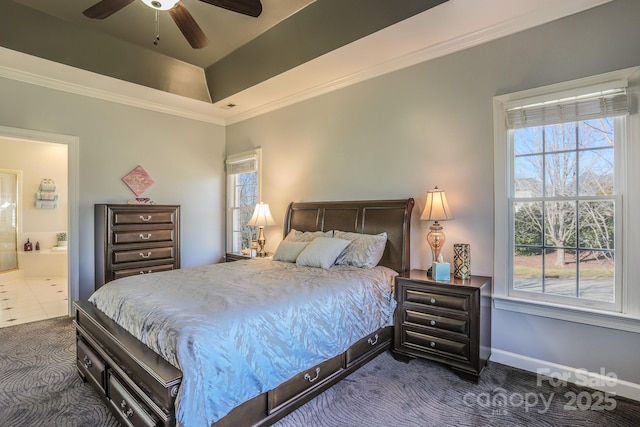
[
  {"left": 420, "top": 186, "right": 454, "bottom": 266},
  {"left": 247, "top": 202, "right": 276, "bottom": 257}
]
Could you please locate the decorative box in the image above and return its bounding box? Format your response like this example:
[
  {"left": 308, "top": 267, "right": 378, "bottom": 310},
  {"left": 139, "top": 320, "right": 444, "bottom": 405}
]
[{"left": 431, "top": 261, "right": 451, "bottom": 281}]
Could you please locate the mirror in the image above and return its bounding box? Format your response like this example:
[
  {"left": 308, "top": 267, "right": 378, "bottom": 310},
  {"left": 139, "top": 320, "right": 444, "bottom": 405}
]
[{"left": 0, "top": 171, "right": 18, "bottom": 273}]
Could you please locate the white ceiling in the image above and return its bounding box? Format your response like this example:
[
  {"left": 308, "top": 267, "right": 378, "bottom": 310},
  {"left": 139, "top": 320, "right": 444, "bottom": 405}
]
[{"left": 1, "top": 0, "right": 613, "bottom": 125}]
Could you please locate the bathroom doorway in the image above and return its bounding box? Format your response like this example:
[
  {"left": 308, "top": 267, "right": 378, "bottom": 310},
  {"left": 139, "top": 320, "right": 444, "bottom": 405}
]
[{"left": 0, "top": 130, "right": 75, "bottom": 328}]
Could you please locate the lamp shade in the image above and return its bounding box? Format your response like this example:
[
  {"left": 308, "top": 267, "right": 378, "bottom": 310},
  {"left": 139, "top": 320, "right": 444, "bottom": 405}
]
[
  {"left": 420, "top": 186, "right": 453, "bottom": 222},
  {"left": 247, "top": 203, "right": 277, "bottom": 227}
]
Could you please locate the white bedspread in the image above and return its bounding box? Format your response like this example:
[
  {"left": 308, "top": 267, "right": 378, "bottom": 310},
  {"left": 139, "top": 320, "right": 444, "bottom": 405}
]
[{"left": 88, "top": 258, "right": 397, "bottom": 427}]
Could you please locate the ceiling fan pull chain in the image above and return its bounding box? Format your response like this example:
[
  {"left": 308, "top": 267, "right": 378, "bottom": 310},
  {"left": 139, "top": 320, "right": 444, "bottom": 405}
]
[{"left": 153, "top": 9, "right": 160, "bottom": 45}]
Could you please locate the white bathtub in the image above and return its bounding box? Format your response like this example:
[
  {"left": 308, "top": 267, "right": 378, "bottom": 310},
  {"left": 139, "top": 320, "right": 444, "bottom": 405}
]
[{"left": 17, "top": 249, "right": 68, "bottom": 279}]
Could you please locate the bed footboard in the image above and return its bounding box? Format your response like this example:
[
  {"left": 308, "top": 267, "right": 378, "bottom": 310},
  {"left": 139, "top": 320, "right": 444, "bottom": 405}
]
[
  {"left": 74, "top": 300, "right": 182, "bottom": 427},
  {"left": 74, "top": 300, "right": 391, "bottom": 427}
]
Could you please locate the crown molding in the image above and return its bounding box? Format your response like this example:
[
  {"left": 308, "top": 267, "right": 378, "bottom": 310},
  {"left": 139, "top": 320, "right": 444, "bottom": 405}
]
[
  {"left": 0, "top": 0, "right": 612, "bottom": 127},
  {"left": 223, "top": 0, "right": 613, "bottom": 124},
  {"left": 0, "top": 47, "right": 225, "bottom": 125}
]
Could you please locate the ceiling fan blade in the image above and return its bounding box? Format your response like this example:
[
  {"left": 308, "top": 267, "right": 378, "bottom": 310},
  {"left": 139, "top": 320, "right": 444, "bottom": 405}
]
[
  {"left": 169, "top": 2, "right": 209, "bottom": 49},
  {"left": 198, "top": 0, "right": 262, "bottom": 17},
  {"left": 83, "top": 0, "right": 135, "bottom": 19}
]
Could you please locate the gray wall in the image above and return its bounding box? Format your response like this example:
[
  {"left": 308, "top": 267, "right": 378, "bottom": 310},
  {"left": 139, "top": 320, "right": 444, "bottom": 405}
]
[
  {"left": 226, "top": 0, "right": 640, "bottom": 384},
  {"left": 0, "top": 78, "right": 226, "bottom": 300}
]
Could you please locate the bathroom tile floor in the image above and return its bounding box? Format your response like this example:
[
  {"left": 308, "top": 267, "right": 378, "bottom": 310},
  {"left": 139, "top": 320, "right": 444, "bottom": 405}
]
[{"left": 0, "top": 276, "right": 68, "bottom": 328}]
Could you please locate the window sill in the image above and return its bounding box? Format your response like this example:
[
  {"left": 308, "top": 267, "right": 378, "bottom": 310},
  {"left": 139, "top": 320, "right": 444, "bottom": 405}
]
[{"left": 493, "top": 296, "right": 640, "bottom": 333}]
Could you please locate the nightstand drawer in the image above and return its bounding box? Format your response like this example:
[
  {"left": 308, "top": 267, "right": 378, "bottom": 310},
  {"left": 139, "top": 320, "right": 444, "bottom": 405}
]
[
  {"left": 402, "top": 327, "right": 469, "bottom": 360},
  {"left": 113, "top": 247, "right": 174, "bottom": 264},
  {"left": 113, "top": 229, "right": 174, "bottom": 244},
  {"left": 405, "top": 309, "right": 468, "bottom": 335},
  {"left": 404, "top": 288, "right": 469, "bottom": 312}
]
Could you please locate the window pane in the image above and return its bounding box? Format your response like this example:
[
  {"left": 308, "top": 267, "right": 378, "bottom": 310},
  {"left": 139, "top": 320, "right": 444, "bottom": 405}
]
[
  {"left": 545, "top": 152, "right": 577, "bottom": 197},
  {"left": 578, "top": 148, "right": 613, "bottom": 195},
  {"left": 544, "top": 201, "right": 576, "bottom": 247},
  {"left": 514, "top": 127, "right": 543, "bottom": 155},
  {"left": 235, "top": 171, "right": 257, "bottom": 208},
  {"left": 514, "top": 202, "right": 542, "bottom": 245},
  {"left": 544, "top": 249, "right": 577, "bottom": 297},
  {"left": 544, "top": 123, "right": 576, "bottom": 152},
  {"left": 231, "top": 207, "right": 257, "bottom": 251},
  {"left": 578, "top": 118, "right": 614, "bottom": 149},
  {"left": 514, "top": 155, "right": 543, "bottom": 197},
  {"left": 578, "top": 250, "right": 614, "bottom": 302},
  {"left": 578, "top": 200, "right": 614, "bottom": 249},
  {"left": 514, "top": 248, "right": 542, "bottom": 293}
]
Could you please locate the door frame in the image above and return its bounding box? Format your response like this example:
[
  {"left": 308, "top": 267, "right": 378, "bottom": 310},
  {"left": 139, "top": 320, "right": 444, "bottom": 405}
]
[{"left": 0, "top": 125, "right": 79, "bottom": 313}]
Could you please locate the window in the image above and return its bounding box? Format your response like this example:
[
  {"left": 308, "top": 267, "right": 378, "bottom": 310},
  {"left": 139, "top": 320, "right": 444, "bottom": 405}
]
[
  {"left": 226, "top": 149, "right": 261, "bottom": 253},
  {"left": 494, "top": 68, "right": 640, "bottom": 329}
]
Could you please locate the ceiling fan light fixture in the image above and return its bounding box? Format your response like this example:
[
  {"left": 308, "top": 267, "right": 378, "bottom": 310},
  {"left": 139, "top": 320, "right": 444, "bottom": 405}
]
[{"left": 141, "top": 0, "right": 179, "bottom": 11}]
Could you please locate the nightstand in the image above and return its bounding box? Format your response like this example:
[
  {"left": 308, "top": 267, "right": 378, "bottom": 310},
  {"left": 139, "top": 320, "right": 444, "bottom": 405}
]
[
  {"left": 225, "top": 252, "right": 251, "bottom": 262},
  {"left": 393, "top": 269, "right": 492, "bottom": 382},
  {"left": 225, "top": 252, "right": 272, "bottom": 262}
]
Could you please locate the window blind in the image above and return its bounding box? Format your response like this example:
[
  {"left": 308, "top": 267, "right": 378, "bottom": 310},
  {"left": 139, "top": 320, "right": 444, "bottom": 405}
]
[
  {"left": 226, "top": 150, "right": 259, "bottom": 175},
  {"left": 506, "top": 88, "right": 629, "bottom": 129},
  {"left": 226, "top": 158, "right": 257, "bottom": 175}
]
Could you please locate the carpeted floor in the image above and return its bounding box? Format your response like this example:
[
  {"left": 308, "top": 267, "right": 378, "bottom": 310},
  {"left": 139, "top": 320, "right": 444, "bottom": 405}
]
[{"left": 1, "top": 317, "right": 639, "bottom": 427}]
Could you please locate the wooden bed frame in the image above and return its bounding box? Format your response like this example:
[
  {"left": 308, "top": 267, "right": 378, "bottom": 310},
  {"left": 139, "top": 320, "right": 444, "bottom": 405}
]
[{"left": 74, "top": 198, "right": 414, "bottom": 427}]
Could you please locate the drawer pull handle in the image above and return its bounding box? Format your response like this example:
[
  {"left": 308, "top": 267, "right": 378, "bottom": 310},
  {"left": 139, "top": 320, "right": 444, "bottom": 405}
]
[
  {"left": 430, "top": 320, "right": 436, "bottom": 326},
  {"left": 139, "top": 215, "right": 152, "bottom": 222},
  {"left": 82, "top": 355, "right": 92, "bottom": 369},
  {"left": 430, "top": 342, "right": 436, "bottom": 348},
  {"left": 304, "top": 367, "right": 320, "bottom": 383},
  {"left": 120, "top": 400, "right": 134, "bottom": 418},
  {"left": 430, "top": 298, "right": 437, "bottom": 304},
  {"left": 139, "top": 252, "right": 152, "bottom": 258},
  {"left": 139, "top": 233, "right": 152, "bottom": 240},
  {"left": 367, "top": 333, "right": 379, "bottom": 346},
  {"left": 139, "top": 270, "right": 152, "bottom": 275}
]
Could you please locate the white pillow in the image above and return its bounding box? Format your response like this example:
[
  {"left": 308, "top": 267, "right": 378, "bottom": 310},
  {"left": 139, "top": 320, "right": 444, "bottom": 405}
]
[
  {"left": 284, "top": 229, "right": 333, "bottom": 242},
  {"left": 296, "top": 237, "right": 350, "bottom": 269},
  {"left": 334, "top": 231, "right": 387, "bottom": 268},
  {"left": 272, "top": 241, "right": 309, "bottom": 262}
]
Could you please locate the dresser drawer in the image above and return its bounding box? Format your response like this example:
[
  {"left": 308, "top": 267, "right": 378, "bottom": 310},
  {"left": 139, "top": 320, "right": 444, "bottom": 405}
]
[
  {"left": 268, "top": 354, "right": 343, "bottom": 414},
  {"left": 113, "top": 264, "right": 175, "bottom": 280},
  {"left": 77, "top": 338, "right": 106, "bottom": 393},
  {"left": 113, "top": 247, "right": 174, "bottom": 264},
  {"left": 108, "top": 373, "right": 159, "bottom": 427},
  {"left": 402, "top": 327, "right": 469, "bottom": 360},
  {"left": 346, "top": 327, "right": 391, "bottom": 367},
  {"left": 404, "top": 309, "right": 468, "bottom": 336},
  {"left": 404, "top": 288, "right": 469, "bottom": 312},
  {"left": 113, "top": 229, "right": 174, "bottom": 245},
  {"left": 113, "top": 211, "right": 176, "bottom": 226}
]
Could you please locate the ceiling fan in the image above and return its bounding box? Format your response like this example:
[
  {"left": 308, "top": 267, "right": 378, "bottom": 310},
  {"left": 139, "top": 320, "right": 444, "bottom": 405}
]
[{"left": 82, "top": 0, "right": 263, "bottom": 49}]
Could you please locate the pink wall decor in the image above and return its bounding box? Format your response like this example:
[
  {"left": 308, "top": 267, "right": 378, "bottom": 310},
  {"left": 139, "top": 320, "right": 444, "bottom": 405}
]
[{"left": 122, "top": 165, "right": 155, "bottom": 197}]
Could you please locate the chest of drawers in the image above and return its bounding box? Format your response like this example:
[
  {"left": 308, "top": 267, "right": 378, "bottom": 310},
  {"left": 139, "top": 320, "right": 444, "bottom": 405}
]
[
  {"left": 95, "top": 204, "right": 180, "bottom": 289},
  {"left": 394, "top": 270, "right": 491, "bottom": 382}
]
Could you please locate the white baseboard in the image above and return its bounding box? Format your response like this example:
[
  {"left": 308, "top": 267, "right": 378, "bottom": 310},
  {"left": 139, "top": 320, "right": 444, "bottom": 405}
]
[{"left": 490, "top": 349, "right": 640, "bottom": 402}]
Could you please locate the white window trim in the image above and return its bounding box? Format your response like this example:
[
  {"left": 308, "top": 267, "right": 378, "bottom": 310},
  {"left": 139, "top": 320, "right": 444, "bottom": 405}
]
[
  {"left": 225, "top": 148, "right": 262, "bottom": 252},
  {"left": 493, "top": 67, "right": 640, "bottom": 332}
]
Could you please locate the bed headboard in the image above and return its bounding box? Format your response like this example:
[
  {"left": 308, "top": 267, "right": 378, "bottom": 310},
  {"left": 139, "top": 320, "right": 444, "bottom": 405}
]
[{"left": 283, "top": 198, "right": 415, "bottom": 276}]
